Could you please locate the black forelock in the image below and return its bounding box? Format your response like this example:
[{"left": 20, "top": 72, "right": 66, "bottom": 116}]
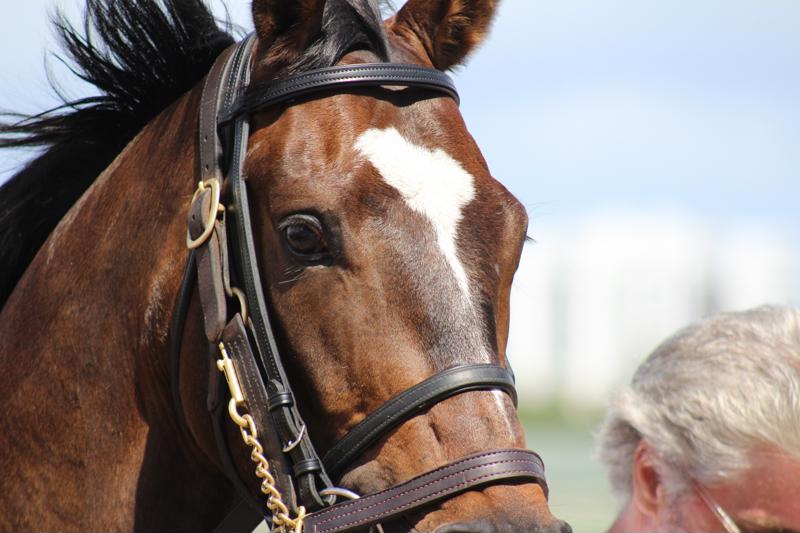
[
  {"left": 285, "top": 0, "right": 389, "bottom": 74},
  {"left": 236, "top": 0, "right": 390, "bottom": 114}
]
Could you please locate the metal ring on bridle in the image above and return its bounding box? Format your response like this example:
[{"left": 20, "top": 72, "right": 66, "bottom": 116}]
[
  {"left": 319, "top": 487, "right": 361, "bottom": 501},
  {"left": 186, "top": 178, "right": 221, "bottom": 249},
  {"left": 282, "top": 423, "right": 306, "bottom": 453}
]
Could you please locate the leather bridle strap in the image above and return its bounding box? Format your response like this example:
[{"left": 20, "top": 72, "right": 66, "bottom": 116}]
[
  {"left": 221, "top": 63, "right": 459, "bottom": 124},
  {"left": 222, "top": 33, "right": 334, "bottom": 510},
  {"left": 323, "top": 364, "right": 517, "bottom": 481},
  {"left": 305, "top": 449, "right": 547, "bottom": 533}
]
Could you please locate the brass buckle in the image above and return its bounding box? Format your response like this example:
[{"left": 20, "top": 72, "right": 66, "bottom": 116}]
[{"left": 186, "top": 178, "right": 222, "bottom": 249}]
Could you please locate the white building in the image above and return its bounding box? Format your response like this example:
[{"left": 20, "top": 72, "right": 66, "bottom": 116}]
[{"left": 507, "top": 211, "right": 797, "bottom": 410}]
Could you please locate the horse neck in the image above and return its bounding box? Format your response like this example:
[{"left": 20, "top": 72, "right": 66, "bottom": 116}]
[{"left": 0, "top": 83, "right": 235, "bottom": 530}]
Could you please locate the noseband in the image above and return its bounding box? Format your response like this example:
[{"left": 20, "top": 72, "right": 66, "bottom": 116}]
[{"left": 171, "top": 34, "right": 548, "bottom": 533}]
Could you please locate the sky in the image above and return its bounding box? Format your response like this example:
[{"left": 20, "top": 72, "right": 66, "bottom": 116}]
[
  {"left": 2, "top": 1, "right": 798, "bottom": 229},
  {"left": 458, "top": 1, "right": 799, "bottom": 230}
]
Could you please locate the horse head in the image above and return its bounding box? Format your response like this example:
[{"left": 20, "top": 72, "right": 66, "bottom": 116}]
[{"left": 178, "top": 1, "right": 564, "bottom": 531}]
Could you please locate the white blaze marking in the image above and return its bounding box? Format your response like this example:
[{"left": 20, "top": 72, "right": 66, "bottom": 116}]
[{"left": 355, "top": 128, "right": 476, "bottom": 296}]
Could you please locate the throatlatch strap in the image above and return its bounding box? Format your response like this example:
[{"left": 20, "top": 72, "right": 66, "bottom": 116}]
[
  {"left": 304, "top": 449, "right": 548, "bottom": 533},
  {"left": 168, "top": 248, "right": 196, "bottom": 436},
  {"left": 323, "top": 364, "right": 517, "bottom": 481}
]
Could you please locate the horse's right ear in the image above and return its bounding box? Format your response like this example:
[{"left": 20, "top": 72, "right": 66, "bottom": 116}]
[
  {"left": 390, "top": 0, "right": 500, "bottom": 71},
  {"left": 252, "top": 0, "right": 325, "bottom": 61}
]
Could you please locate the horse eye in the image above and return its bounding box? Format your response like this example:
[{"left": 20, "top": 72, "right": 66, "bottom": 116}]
[{"left": 279, "top": 215, "right": 329, "bottom": 260}]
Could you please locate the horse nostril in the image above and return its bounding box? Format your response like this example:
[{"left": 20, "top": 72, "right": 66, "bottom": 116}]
[{"left": 555, "top": 520, "right": 573, "bottom": 533}]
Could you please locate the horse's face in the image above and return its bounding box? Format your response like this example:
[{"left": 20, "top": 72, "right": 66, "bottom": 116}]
[{"left": 242, "top": 1, "right": 564, "bottom": 531}]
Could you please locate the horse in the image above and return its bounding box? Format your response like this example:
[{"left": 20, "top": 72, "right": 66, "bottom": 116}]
[{"left": 0, "top": 1, "right": 569, "bottom": 531}]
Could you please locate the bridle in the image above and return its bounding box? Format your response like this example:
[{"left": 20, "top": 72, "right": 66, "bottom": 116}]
[
  {"left": 174, "top": 31, "right": 549, "bottom": 533},
  {"left": 170, "top": 33, "right": 548, "bottom": 533}
]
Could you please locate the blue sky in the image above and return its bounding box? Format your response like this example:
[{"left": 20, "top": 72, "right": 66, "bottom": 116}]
[
  {"left": 455, "top": 1, "right": 800, "bottom": 231},
  {"left": 2, "top": 1, "right": 798, "bottom": 236}
]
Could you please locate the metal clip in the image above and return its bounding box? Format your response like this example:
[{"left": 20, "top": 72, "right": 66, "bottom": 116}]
[{"left": 216, "top": 342, "right": 244, "bottom": 405}]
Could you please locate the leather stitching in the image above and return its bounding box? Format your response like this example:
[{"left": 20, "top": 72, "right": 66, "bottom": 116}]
[
  {"left": 314, "top": 468, "right": 539, "bottom": 533},
  {"left": 229, "top": 326, "right": 269, "bottom": 415},
  {"left": 309, "top": 452, "right": 544, "bottom": 532}
]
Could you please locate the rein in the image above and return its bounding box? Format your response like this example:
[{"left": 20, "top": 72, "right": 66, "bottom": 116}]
[{"left": 170, "top": 34, "right": 548, "bottom": 533}]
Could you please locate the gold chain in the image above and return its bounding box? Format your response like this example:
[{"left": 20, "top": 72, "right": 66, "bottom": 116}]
[{"left": 217, "top": 342, "right": 307, "bottom": 532}]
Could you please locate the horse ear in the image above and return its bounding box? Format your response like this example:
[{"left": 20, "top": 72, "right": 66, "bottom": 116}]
[
  {"left": 252, "top": 0, "right": 325, "bottom": 56},
  {"left": 391, "top": 0, "right": 500, "bottom": 70}
]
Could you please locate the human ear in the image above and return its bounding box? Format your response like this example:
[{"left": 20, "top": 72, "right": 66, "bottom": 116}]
[{"left": 631, "top": 439, "right": 668, "bottom": 520}]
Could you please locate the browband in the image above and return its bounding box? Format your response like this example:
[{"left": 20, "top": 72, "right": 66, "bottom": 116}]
[{"left": 220, "top": 63, "right": 460, "bottom": 124}]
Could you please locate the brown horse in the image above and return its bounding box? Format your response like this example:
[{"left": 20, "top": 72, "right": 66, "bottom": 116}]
[{"left": 0, "top": 1, "right": 568, "bottom": 531}]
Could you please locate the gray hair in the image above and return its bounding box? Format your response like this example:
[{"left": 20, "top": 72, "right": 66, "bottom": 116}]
[{"left": 596, "top": 305, "right": 800, "bottom": 502}]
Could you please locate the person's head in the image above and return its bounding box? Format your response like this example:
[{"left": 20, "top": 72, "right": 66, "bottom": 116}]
[{"left": 597, "top": 305, "right": 800, "bottom": 532}]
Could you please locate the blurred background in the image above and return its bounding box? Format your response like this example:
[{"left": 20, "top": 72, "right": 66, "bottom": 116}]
[{"left": 2, "top": 1, "right": 799, "bottom": 530}]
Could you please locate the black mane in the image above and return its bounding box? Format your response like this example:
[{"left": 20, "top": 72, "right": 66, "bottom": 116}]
[
  {"left": 0, "top": 0, "right": 389, "bottom": 309},
  {"left": 0, "top": 0, "right": 233, "bottom": 308}
]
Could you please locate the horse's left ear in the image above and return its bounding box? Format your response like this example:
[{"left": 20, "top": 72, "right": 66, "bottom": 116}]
[
  {"left": 252, "top": 0, "right": 324, "bottom": 59},
  {"left": 390, "top": 0, "right": 500, "bottom": 70}
]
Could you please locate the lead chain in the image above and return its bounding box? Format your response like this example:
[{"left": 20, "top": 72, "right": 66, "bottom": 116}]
[{"left": 217, "top": 343, "right": 307, "bottom": 532}]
